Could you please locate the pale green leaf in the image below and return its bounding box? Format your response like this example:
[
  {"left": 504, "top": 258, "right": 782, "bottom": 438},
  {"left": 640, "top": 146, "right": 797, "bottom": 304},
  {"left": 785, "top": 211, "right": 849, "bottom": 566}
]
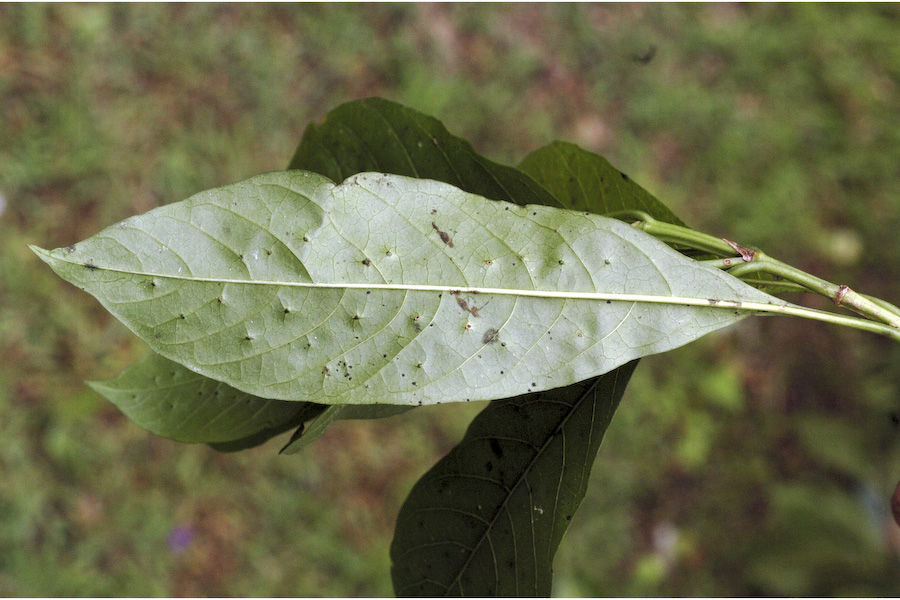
[
  {"left": 32, "top": 170, "right": 782, "bottom": 406},
  {"left": 390, "top": 361, "right": 637, "bottom": 596}
]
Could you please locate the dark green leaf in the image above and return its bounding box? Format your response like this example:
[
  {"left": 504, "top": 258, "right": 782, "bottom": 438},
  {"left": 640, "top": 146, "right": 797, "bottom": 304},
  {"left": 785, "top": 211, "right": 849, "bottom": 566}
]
[
  {"left": 390, "top": 361, "right": 637, "bottom": 596},
  {"left": 289, "top": 97, "right": 561, "bottom": 208},
  {"left": 519, "top": 141, "right": 685, "bottom": 225},
  {"left": 87, "top": 351, "right": 315, "bottom": 444}
]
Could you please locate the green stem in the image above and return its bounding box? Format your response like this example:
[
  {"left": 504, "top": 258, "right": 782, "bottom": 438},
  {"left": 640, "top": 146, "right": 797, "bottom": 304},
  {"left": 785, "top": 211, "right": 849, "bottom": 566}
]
[
  {"left": 620, "top": 213, "right": 900, "bottom": 337},
  {"left": 730, "top": 252, "right": 900, "bottom": 328}
]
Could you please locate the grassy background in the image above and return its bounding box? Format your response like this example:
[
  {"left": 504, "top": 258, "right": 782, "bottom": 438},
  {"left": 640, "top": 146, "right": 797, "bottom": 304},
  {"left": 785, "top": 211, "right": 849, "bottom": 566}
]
[{"left": 2, "top": 4, "right": 898, "bottom": 596}]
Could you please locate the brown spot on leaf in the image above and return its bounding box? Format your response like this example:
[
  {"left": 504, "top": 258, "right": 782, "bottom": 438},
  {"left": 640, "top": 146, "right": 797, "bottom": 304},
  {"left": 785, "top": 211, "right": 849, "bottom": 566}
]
[
  {"left": 432, "top": 222, "right": 454, "bottom": 247},
  {"left": 453, "top": 293, "right": 484, "bottom": 317},
  {"left": 482, "top": 328, "right": 500, "bottom": 344}
]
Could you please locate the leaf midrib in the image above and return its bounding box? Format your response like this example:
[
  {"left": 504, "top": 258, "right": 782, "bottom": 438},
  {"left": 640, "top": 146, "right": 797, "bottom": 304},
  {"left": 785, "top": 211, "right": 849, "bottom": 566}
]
[{"left": 34, "top": 248, "right": 779, "bottom": 311}]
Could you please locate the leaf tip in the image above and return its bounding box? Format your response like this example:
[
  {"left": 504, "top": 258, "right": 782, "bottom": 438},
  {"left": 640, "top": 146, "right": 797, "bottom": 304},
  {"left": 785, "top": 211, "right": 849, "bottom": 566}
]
[{"left": 28, "top": 244, "right": 50, "bottom": 259}]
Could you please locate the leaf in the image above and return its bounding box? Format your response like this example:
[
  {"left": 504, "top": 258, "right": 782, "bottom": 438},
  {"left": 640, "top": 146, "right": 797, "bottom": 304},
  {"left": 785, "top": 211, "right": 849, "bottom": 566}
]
[
  {"left": 87, "top": 351, "right": 316, "bottom": 444},
  {"left": 32, "top": 169, "right": 782, "bottom": 406},
  {"left": 389, "top": 361, "right": 637, "bottom": 596},
  {"left": 518, "top": 141, "right": 685, "bottom": 226},
  {"left": 279, "top": 403, "right": 412, "bottom": 455},
  {"left": 290, "top": 97, "right": 561, "bottom": 208}
]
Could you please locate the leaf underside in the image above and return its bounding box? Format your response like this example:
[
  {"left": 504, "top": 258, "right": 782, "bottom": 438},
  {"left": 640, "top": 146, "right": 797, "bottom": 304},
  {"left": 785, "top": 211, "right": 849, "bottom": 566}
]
[
  {"left": 32, "top": 170, "right": 779, "bottom": 407},
  {"left": 87, "top": 351, "right": 315, "bottom": 444}
]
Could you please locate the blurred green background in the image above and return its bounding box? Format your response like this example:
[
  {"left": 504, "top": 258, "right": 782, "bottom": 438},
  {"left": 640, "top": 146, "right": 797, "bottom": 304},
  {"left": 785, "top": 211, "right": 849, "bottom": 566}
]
[{"left": 2, "top": 4, "right": 898, "bottom": 596}]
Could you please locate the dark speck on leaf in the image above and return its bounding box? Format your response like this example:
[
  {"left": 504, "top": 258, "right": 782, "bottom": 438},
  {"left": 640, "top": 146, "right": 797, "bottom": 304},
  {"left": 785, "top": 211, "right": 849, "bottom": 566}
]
[
  {"left": 66, "top": 245, "right": 76, "bottom": 253},
  {"left": 362, "top": 258, "right": 371, "bottom": 266},
  {"left": 432, "top": 222, "right": 454, "bottom": 247},
  {"left": 620, "top": 171, "right": 629, "bottom": 181},
  {"left": 83, "top": 261, "right": 98, "bottom": 271},
  {"left": 489, "top": 438, "right": 504, "bottom": 459},
  {"left": 482, "top": 328, "right": 500, "bottom": 344}
]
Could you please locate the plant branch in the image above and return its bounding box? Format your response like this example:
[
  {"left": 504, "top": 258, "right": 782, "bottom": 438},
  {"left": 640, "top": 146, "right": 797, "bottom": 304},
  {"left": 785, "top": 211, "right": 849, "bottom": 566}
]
[{"left": 622, "top": 213, "right": 900, "bottom": 338}]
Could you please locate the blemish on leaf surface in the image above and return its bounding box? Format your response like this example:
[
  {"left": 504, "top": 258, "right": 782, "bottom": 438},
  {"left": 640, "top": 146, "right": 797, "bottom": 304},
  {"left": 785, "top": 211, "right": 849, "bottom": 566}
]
[
  {"left": 431, "top": 222, "right": 454, "bottom": 247},
  {"left": 482, "top": 327, "right": 500, "bottom": 344}
]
